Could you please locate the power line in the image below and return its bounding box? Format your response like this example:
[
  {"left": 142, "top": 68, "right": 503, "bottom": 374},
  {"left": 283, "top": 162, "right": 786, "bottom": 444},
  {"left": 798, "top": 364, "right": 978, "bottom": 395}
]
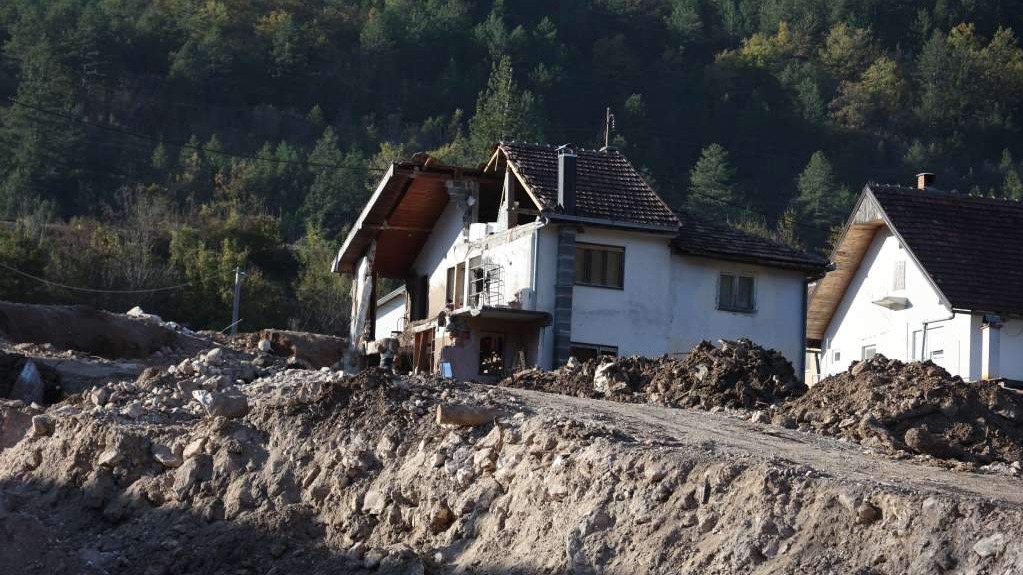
[
  {"left": 0, "top": 261, "right": 191, "bottom": 294},
  {"left": 3, "top": 96, "right": 388, "bottom": 174}
]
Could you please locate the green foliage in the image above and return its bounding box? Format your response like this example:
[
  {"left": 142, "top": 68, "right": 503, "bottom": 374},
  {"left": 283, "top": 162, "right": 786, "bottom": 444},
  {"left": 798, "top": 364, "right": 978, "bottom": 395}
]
[
  {"left": 468, "top": 55, "right": 543, "bottom": 159},
  {"left": 789, "top": 151, "right": 853, "bottom": 248},
  {"left": 293, "top": 227, "right": 352, "bottom": 335},
  {"left": 2, "top": 0, "right": 1023, "bottom": 329},
  {"left": 687, "top": 144, "right": 743, "bottom": 218}
]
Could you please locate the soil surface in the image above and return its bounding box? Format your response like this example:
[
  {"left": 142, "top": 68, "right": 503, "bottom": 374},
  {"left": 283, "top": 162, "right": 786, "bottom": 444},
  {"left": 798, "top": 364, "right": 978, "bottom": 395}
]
[{"left": 1, "top": 356, "right": 1021, "bottom": 574}]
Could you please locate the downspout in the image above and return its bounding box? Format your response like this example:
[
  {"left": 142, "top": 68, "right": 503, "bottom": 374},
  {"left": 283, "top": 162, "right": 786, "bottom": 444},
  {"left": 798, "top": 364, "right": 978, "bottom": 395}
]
[
  {"left": 920, "top": 310, "right": 956, "bottom": 361},
  {"left": 799, "top": 278, "right": 808, "bottom": 383}
]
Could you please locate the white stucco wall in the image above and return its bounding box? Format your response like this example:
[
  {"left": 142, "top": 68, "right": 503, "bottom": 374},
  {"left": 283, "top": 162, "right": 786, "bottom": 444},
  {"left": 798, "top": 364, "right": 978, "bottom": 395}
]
[
  {"left": 820, "top": 229, "right": 977, "bottom": 379},
  {"left": 569, "top": 228, "right": 675, "bottom": 356},
  {"left": 997, "top": 319, "right": 1023, "bottom": 379},
  {"left": 669, "top": 256, "right": 807, "bottom": 369},
  {"left": 374, "top": 295, "right": 406, "bottom": 338}
]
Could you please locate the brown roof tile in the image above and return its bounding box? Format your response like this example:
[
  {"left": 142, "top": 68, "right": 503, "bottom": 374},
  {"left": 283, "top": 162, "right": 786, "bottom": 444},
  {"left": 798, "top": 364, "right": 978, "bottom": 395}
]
[
  {"left": 499, "top": 142, "right": 680, "bottom": 228},
  {"left": 672, "top": 211, "right": 828, "bottom": 273},
  {"left": 869, "top": 184, "right": 1023, "bottom": 316}
]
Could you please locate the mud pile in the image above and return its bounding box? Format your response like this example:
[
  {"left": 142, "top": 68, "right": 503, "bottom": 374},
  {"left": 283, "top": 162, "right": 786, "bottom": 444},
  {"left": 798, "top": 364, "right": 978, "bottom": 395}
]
[
  {"left": 3, "top": 364, "right": 1023, "bottom": 574},
  {"left": 502, "top": 338, "right": 804, "bottom": 410},
  {"left": 781, "top": 355, "right": 1023, "bottom": 466}
]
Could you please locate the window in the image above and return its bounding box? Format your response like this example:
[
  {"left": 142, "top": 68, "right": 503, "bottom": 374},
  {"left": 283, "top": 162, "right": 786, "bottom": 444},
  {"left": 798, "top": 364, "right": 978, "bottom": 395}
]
[
  {"left": 575, "top": 244, "right": 624, "bottom": 289},
  {"left": 893, "top": 261, "right": 906, "bottom": 291},
  {"left": 833, "top": 350, "right": 841, "bottom": 363},
  {"left": 718, "top": 273, "right": 755, "bottom": 312},
  {"left": 445, "top": 264, "right": 466, "bottom": 308},
  {"left": 862, "top": 344, "right": 876, "bottom": 360},
  {"left": 570, "top": 343, "right": 618, "bottom": 363}
]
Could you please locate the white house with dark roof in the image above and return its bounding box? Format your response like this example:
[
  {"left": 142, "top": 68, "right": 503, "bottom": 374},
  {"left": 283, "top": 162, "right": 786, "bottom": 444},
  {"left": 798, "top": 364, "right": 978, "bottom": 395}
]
[
  {"left": 334, "top": 142, "right": 826, "bottom": 379},
  {"left": 808, "top": 174, "right": 1023, "bottom": 382}
]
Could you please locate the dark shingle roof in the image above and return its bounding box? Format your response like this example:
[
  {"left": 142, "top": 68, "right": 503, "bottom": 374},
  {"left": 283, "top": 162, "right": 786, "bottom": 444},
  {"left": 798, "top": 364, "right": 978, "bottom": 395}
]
[
  {"left": 869, "top": 183, "right": 1023, "bottom": 315},
  {"left": 498, "top": 142, "right": 680, "bottom": 228},
  {"left": 671, "top": 211, "right": 828, "bottom": 272}
]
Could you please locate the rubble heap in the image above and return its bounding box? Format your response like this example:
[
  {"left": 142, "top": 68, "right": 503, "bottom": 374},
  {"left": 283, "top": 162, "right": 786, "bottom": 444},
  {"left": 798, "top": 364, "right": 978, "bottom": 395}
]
[
  {"left": 502, "top": 338, "right": 805, "bottom": 410},
  {"left": 3, "top": 362, "right": 1023, "bottom": 574},
  {"left": 780, "top": 355, "right": 1023, "bottom": 465}
]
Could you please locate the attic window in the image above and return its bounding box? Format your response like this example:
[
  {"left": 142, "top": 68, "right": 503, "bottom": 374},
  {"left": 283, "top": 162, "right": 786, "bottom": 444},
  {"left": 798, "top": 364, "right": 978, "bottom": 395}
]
[
  {"left": 718, "top": 273, "right": 756, "bottom": 313},
  {"left": 893, "top": 261, "right": 906, "bottom": 291}
]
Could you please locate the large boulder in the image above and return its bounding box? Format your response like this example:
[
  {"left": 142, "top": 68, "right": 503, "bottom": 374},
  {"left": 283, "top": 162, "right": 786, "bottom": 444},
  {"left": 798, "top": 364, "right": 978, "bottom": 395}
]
[{"left": 260, "top": 329, "right": 345, "bottom": 369}]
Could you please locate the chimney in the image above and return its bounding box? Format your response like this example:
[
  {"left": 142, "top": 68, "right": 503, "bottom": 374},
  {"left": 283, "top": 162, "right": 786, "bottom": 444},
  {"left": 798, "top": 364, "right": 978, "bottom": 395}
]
[
  {"left": 557, "top": 144, "right": 577, "bottom": 215},
  {"left": 916, "top": 172, "right": 935, "bottom": 190}
]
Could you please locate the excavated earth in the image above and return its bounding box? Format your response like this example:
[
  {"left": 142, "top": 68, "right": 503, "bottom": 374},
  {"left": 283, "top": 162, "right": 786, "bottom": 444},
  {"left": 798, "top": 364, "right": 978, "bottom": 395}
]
[{"left": 1, "top": 348, "right": 1023, "bottom": 574}]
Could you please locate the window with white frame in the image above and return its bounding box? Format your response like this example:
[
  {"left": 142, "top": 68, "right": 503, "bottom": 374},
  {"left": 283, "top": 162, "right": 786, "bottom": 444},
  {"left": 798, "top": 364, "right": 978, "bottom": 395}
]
[
  {"left": 862, "top": 344, "right": 877, "bottom": 360},
  {"left": 718, "top": 273, "right": 756, "bottom": 312}
]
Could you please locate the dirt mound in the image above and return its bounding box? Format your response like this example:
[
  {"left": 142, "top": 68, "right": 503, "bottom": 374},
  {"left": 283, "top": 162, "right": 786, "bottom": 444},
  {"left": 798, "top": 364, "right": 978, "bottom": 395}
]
[
  {"left": 0, "top": 301, "right": 190, "bottom": 359},
  {"left": 3, "top": 366, "right": 1023, "bottom": 574},
  {"left": 781, "top": 354, "right": 1023, "bottom": 465},
  {"left": 503, "top": 338, "right": 804, "bottom": 410}
]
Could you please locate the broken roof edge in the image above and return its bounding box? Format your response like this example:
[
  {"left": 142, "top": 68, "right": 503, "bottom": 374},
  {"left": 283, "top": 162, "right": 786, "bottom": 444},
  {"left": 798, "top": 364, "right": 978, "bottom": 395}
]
[{"left": 331, "top": 154, "right": 502, "bottom": 274}]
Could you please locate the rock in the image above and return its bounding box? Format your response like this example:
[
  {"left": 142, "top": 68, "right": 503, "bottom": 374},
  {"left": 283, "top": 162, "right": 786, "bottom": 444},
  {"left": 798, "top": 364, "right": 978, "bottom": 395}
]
[
  {"left": 697, "top": 511, "right": 718, "bottom": 533},
  {"left": 97, "top": 448, "right": 124, "bottom": 468},
  {"left": 771, "top": 414, "right": 797, "bottom": 429},
  {"left": 973, "top": 533, "right": 1006, "bottom": 558},
  {"left": 174, "top": 454, "right": 211, "bottom": 500},
  {"left": 258, "top": 339, "right": 272, "bottom": 353},
  {"left": 750, "top": 410, "right": 771, "bottom": 424},
  {"left": 176, "top": 360, "right": 195, "bottom": 378},
  {"left": 429, "top": 502, "right": 455, "bottom": 534},
  {"left": 30, "top": 414, "right": 53, "bottom": 437},
  {"left": 10, "top": 361, "right": 44, "bottom": 405},
  {"left": 192, "top": 389, "right": 249, "bottom": 419},
  {"left": 182, "top": 437, "right": 207, "bottom": 459},
  {"left": 123, "top": 401, "right": 144, "bottom": 419},
  {"left": 363, "top": 488, "right": 389, "bottom": 515},
  {"left": 204, "top": 348, "right": 224, "bottom": 365},
  {"left": 91, "top": 388, "right": 110, "bottom": 407},
  {"left": 850, "top": 361, "right": 868, "bottom": 377},
  {"left": 855, "top": 502, "right": 882, "bottom": 525},
  {"left": 152, "top": 443, "right": 183, "bottom": 468}
]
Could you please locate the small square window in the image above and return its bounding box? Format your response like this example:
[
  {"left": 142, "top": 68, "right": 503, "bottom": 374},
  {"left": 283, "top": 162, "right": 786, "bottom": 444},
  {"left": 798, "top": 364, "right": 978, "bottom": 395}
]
[
  {"left": 833, "top": 350, "right": 841, "bottom": 362},
  {"left": 718, "top": 273, "right": 756, "bottom": 312},
  {"left": 862, "top": 344, "right": 876, "bottom": 360}
]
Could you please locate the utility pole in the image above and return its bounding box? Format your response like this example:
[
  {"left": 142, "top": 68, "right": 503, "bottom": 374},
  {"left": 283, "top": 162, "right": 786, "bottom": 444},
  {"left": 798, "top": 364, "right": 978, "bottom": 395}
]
[{"left": 231, "top": 267, "right": 245, "bottom": 335}]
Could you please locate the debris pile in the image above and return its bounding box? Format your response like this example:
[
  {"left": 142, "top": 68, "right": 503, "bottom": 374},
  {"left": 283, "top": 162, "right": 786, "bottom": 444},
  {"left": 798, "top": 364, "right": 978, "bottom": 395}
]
[
  {"left": 72, "top": 347, "right": 269, "bottom": 422},
  {"left": 3, "top": 360, "right": 1023, "bottom": 574},
  {"left": 502, "top": 338, "right": 805, "bottom": 410},
  {"left": 781, "top": 355, "right": 1023, "bottom": 465}
]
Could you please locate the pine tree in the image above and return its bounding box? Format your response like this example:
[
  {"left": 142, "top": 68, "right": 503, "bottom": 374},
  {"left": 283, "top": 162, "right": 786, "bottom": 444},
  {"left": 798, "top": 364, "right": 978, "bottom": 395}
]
[
  {"left": 789, "top": 151, "right": 853, "bottom": 249},
  {"left": 686, "top": 143, "right": 742, "bottom": 218},
  {"left": 468, "top": 55, "right": 543, "bottom": 159}
]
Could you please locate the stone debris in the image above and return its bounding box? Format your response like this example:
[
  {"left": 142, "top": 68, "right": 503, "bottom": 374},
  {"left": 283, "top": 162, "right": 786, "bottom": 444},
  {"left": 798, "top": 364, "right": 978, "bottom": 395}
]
[
  {"left": 502, "top": 338, "right": 804, "bottom": 410},
  {"left": 780, "top": 354, "right": 1023, "bottom": 465}
]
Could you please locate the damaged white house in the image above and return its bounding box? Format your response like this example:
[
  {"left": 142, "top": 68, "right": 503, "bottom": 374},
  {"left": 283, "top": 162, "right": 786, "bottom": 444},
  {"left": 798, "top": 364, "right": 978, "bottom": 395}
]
[
  {"left": 333, "top": 142, "right": 826, "bottom": 380},
  {"left": 807, "top": 173, "right": 1023, "bottom": 382}
]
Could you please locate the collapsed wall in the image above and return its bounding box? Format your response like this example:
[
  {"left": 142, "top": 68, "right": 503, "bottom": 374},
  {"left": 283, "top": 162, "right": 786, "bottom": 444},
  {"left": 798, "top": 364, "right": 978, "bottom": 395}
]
[{"left": 2, "top": 363, "right": 1022, "bottom": 574}]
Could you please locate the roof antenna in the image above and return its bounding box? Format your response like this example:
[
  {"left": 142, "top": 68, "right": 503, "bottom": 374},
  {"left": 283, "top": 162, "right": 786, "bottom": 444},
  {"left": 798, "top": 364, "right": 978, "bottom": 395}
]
[{"left": 602, "top": 107, "right": 616, "bottom": 151}]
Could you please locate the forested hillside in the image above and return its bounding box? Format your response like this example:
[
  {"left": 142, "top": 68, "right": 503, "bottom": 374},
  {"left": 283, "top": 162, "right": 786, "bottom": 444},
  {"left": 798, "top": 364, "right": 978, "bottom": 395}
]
[{"left": 2, "top": 0, "right": 1023, "bottom": 332}]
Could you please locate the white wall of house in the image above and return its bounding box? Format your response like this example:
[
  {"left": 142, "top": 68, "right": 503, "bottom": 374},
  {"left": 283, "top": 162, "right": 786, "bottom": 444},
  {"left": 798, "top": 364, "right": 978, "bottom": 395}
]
[
  {"left": 669, "top": 256, "right": 807, "bottom": 368},
  {"left": 569, "top": 227, "right": 674, "bottom": 356},
  {"left": 997, "top": 319, "right": 1023, "bottom": 379},
  {"left": 374, "top": 295, "right": 405, "bottom": 339},
  {"left": 820, "top": 229, "right": 979, "bottom": 379}
]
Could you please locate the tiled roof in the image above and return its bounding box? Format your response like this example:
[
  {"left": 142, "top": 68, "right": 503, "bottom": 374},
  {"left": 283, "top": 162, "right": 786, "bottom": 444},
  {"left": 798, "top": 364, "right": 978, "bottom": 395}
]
[
  {"left": 869, "top": 184, "right": 1023, "bottom": 316},
  {"left": 498, "top": 142, "right": 680, "bottom": 228},
  {"left": 671, "top": 210, "right": 828, "bottom": 272}
]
